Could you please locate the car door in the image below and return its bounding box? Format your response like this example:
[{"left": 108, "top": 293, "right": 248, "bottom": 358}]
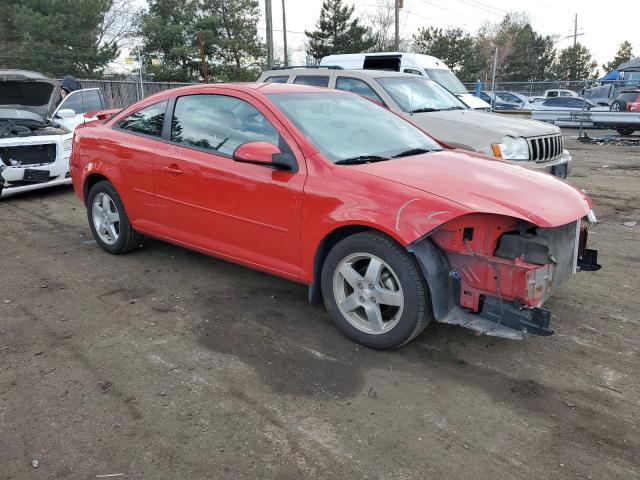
[
  {"left": 110, "top": 99, "right": 169, "bottom": 228},
  {"left": 53, "top": 88, "right": 104, "bottom": 130},
  {"left": 153, "top": 91, "right": 306, "bottom": 278}
]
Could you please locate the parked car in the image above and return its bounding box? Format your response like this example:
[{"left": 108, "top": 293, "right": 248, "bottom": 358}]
[
  {"left": 530, "top": 89, "right": 579, "bottom": 102},
  {"left": 530, "top": 97, "right": 597, "bottom": 111},
  {"left": 475, "top": 91, "right": 520, "bottom": 111},
  {"left": 0, "top": 69, "right": 105, "bottom": 197},
  {"left": 71, "top": 83, "right": 600, "bottom": 348},
  {"left": 319, "top": 52, "right": 492, "bottom": 110},
  {"left": 495, "top": 91, "right": 534, "bottom": 110},
  {"left": 609, "top": 89, "right": 640, "bottom": 135},
  {"left": 259, "top": 68, "right": 572, "bottom": 178}
]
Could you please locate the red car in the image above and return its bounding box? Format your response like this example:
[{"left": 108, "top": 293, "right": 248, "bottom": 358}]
[{"left": 70, "top": 83, "right": 600, "bottom": 348}]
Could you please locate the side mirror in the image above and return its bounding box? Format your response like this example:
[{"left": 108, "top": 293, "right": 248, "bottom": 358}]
[
  {"left": 232, "top": 141, "right": 296, "bottom": 171},
  {"left": 56, "top": 108, "right": 76, "bottom": 118}
]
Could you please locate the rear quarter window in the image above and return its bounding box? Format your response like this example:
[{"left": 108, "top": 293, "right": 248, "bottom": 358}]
[
  {"left": 116, "top": 100, "right": 168, "bottom": 137},
  {"left": 264, "top": 75, "right": 289, "bottom": 83},
  {"left": 293, "top": 76, "right": 330, "bottom": 87}
]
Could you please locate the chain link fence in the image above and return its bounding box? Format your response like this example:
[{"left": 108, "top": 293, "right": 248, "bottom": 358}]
[{"left": 461, "top": 80, "right": 597, "bottom": 98}]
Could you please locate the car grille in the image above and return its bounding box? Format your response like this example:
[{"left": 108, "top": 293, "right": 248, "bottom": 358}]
[
  {"left": 527, "top": 134, "right": 563, "bottom": 163},
  {"left": 0, "top": 143, "right": 57, "bottom": 166}
]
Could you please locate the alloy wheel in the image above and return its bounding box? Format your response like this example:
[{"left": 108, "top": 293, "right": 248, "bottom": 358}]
[
  {"left": 333, "top": 253, "right": 405, "bottom": 334},
  {"left": 92, "top": 192, "right": 120, "bottom": 245}
]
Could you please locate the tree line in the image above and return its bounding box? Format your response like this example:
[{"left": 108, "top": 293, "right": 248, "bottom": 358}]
[{"left": 0, "top": 0, "right": 634, "bottom": 84}]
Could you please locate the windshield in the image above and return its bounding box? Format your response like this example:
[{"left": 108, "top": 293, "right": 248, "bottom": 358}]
[
  {"left": 424, "top": 69, "right": 468, "bottom": 95},
  {"left": 375, "top": 77, "right": 467, "bottom": 113},
  {"left": 267, "top": 92, "right": 442, "bottom": 163}
]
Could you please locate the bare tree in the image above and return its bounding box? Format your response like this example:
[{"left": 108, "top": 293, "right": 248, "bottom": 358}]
[{"left": 364, "top": 0, "right": 410, "bottom": 52}]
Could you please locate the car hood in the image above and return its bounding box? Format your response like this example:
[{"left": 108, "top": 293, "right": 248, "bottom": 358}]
[
  {"left": 414, "top": 108, "right": 559, "bottom": 137},
  {"left": 349, "top": 151, "right": 591, "bottom": 228},
  {"left": 0, "top": 77, "right": 56, "bottom": 117}
]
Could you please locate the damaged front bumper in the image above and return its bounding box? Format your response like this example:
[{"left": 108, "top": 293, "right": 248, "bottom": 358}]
[{"left": 409, "top": 213, "right": 601, "bottom": 340}]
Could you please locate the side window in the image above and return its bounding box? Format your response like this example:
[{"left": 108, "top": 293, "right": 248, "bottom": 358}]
[
  {"left": 293, "top": 75, "right": 329, "bottom": 87},
  {"left": 117, "top": 100, "right": 167, "bottom": 137},
  {"left": 403, "top": 68, "right": 423, "bottom": 76},
  {"left": 335, "top": 77, "right": 385, "bottom": 105},
  {"left": 58, "top": 89, "right": 104, "bottom": 115},
  {"left": 560, "top": 91, "right": 573, "bottom": 97},
  {"left": 264, "top": 75, "right": 289, "bottom": 84},
  {"left": 547, "top": 91, "right": 558, "bottom": 97},
  {"left": 170, "top": 94, "right": 283, "bottom": 158},
  {"left": 79, "top": 90, "right": 104, "bottom": 112}
]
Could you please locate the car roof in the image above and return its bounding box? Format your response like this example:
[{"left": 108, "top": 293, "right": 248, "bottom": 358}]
[{"left": 261, "top": 68, "right": 426, "bottom": 79}]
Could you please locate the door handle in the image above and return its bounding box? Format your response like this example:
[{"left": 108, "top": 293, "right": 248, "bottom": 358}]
[{"left": 162, "top": 165, "right": 183, "bottom": 176}]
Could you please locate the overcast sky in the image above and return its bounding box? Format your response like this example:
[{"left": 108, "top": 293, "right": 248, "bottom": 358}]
[{"left": 257, "top": 0, "right": 639, "bottom": 70}]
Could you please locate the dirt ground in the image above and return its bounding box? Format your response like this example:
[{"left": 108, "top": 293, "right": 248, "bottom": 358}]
[{"left": 1, "top": 130, "right": 639, "bottom": 480}]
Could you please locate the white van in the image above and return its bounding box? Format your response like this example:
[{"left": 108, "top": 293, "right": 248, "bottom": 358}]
[{"left": 319, "top": 52, "right": 491, "bottom": 110}]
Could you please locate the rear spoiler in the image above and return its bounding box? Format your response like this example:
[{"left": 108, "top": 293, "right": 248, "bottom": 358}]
[{"left": 84, "top": 108, "right": 122, "bottom": 121}]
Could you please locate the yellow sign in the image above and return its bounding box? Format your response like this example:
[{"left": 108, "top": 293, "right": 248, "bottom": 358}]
[
  {"left": 151, "top": 58, "right": 160, "bottom": 66},
  {"left": 124, "top": 57, "right": 134, "bottom": 65}
]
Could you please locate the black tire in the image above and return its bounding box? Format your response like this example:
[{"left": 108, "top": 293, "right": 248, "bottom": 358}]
[
  {"left": 616, "top": 127, "right": 635, "bottom": 136},
  {"left": 86, "top": 180, "right": 144, "bottom": 254},
  {"left": 610, "top": 100, "right": 625, "bottom": 112},
  {"left": 321, "top": 231, "right": 433, "bottom": 349}
]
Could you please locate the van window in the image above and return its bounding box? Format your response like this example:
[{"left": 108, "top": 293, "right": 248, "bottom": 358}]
[
  {"left": 403, "top": 69, "right": 423, "bottom": 76},
  {"left": 363, "top": 55, "right": 401, "bottom": 72},
  {"left": 265, "top": 75, "right": 289, "bottom": 83},
  {"left": 293, "top": 76, "right": 329, "bottom": 87},
  {"left": 335, "top": 77, "right": 385, "bottom": 105}
]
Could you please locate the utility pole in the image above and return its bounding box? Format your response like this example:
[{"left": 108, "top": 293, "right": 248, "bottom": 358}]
[
  {"left": 490, "top": 45, "right": 498, "bottom": 111},
  {"left": 394, "top": 0, "right": 401, "bottom": 51},
  {"left": 565, "top": 13, "right": 584, "bottom": 47},
  {"left": 137, "top": 50, "right": 144, "bottom": 100},
  {"left": 197, "top": 32, "right": 209, "bottom": 83},
  {"left": 281, "top": 0, "right": 288, "bottom": 66},
  {"left": 265, "top": 0, "right": 274, "bottom": 69}
]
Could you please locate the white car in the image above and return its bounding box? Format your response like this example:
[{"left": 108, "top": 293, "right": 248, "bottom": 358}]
[
  {"left": 530, "top": 89, "right": 579, "bottom": 102},
  {"left": 0, "top": 70, "right": 105, "bottom": 198}
]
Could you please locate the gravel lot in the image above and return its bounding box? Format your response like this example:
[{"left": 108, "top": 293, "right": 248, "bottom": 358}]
[{"left": 1, "top": 131, "right": 639, "bottom": 479}]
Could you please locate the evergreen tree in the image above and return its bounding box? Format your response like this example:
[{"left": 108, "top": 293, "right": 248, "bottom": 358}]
[
  {"left": 198, "top": 0, "right": 265, "bottom": 81},
  {"left": 412, "top": 27, "right": 485, "bottom": 82},
  {"left": 602, "top": 41, "right": 633, "bottom": 72},
  {"left": 305, "top": 0, "right": 374, "bottom": 62},
  {"left": 0, "top": 0, "right": 136, "bottom": 77},
  {"left": 551, "top": 43, "right": 598, "bottom": 80},
  {"left": 138, "top": 0, "right": 201, "bottom": 82}
]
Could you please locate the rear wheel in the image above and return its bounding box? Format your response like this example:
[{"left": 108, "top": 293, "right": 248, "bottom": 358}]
[
  {"left": 321, "top": 232, "right": 433, "bottom": 349},
  {"left": 610, "top": 100, "right": 625, "bottom": 112},
  {"left": 616, "top": 127, "right": 636, "bottom": 136},
  {"left": 87, "top": 181, "right": 144, "bottom": 254}
]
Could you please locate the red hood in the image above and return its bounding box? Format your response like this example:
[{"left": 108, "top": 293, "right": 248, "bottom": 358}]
[{"left": 349, "top": 150, "right": 591, "bottom": 228}]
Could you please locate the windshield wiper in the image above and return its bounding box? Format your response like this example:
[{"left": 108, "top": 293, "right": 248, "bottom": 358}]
[
  {"left": 392, "top": 148, "right": 434, "bottom": 158},
  {"left": 335, "top": 155, "right": 390, "bottom": 165},
  {"left": 410, "top": 107, "right": 439, "bottom": 113}
]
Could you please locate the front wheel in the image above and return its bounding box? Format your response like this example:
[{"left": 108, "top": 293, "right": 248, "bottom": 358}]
[
  {"left": 321, "top": 232, "right": 433, "bottom": 349},
  {"left": 87, "top": 181, "right": 144, "bottom": 254}
]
